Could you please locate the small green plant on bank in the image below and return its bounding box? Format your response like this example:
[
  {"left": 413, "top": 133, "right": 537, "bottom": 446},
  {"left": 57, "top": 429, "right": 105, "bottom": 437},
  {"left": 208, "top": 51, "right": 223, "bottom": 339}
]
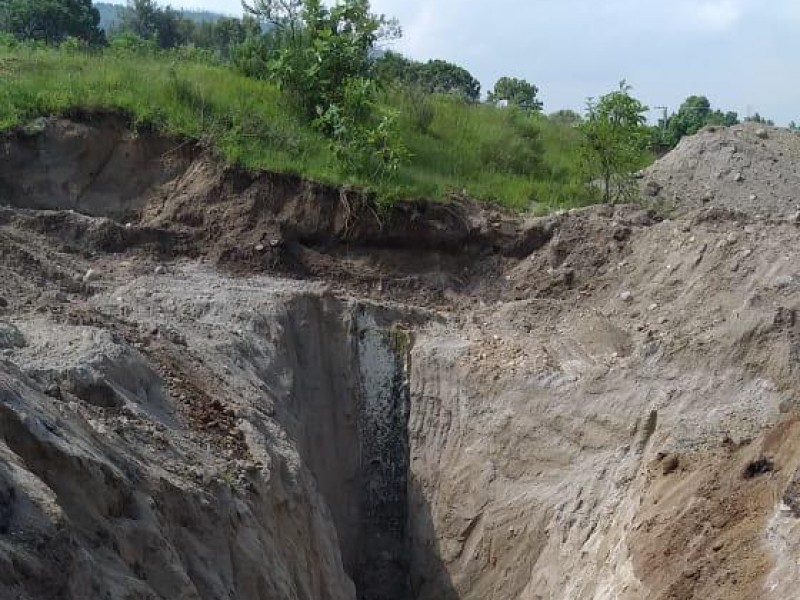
[
  {"left": 243, "top": 0, "right": 405, "bottom": 180},
  {"left": 579, "top": 81, "right": 651, "bottom": 204}
]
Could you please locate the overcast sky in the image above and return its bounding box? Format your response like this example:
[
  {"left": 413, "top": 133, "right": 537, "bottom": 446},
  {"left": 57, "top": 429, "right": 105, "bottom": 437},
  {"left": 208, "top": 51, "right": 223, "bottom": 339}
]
[{"left": 151, "top": 0, "right": 800, "bottom": 124}]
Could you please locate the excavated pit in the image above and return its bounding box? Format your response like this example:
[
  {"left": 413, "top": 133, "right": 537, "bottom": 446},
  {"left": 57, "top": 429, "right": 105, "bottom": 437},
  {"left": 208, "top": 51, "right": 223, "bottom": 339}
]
[{"left": 2, "top": 114, "right": 800, "bottom": 600}]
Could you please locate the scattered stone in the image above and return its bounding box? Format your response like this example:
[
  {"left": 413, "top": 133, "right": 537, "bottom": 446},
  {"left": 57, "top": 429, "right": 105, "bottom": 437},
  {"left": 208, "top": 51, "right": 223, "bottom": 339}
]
[
  {"left": 154, "top": 265, "right": 166, "bottom": 275},
  {"left": 620, "top": 291, "right": 634, "bottom": 303},
  {"left": 0, "top": 323, "right": 26, "bottom": 349},
  {"left": 733, "top": 172, "right": 744, "bottom": 183},
  {"left": 662, "top": 455, "right": 680, "bottom": 475},
  {"left": 269, "top": 239, "right": 282, "bottom": 247},
  {"left": 255, "top": 244, "right": 265, "bottom": 252},
  {"left": 749, "top": 194, "right": 758, "bottom": 202},
  {"left": 82, "top": 268, "right": 99, "bottom": 283},
  {"left": 161, "top": 327, "right": 187, "bottom": 346},
  {"left": 644, "top": 180, "right": 662, "bottom": 197}
]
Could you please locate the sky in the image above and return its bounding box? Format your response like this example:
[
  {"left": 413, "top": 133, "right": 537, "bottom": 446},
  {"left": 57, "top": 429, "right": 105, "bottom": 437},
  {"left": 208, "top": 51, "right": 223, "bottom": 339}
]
[{"left": 150, "top": 0, "right": 800, "bottom": 125}]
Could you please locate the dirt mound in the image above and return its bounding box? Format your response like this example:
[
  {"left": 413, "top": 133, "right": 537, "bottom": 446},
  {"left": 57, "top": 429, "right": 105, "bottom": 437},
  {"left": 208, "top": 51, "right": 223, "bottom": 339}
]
[{"left": 641, "top": 123, "right": 800, "bottom": 218}]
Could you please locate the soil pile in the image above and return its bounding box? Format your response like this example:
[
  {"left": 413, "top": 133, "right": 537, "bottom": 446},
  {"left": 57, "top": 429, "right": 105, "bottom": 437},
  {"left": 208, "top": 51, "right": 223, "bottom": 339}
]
[{"left": 641, "top": 123, "right": 800, "bottom": 218}]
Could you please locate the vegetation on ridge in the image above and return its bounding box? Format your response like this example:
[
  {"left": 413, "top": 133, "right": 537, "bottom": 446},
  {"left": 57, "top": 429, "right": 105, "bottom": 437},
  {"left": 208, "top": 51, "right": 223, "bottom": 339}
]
[{"left": 0, "top": 0, "right": 671, "bottom": 210}]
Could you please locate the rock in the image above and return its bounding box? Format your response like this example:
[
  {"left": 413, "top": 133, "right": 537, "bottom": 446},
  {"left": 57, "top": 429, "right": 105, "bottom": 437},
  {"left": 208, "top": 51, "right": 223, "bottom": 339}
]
[
  {"left": 755, "top": 128, "right": 769, "bottom": 139},
  {"left": 620, "top": 291, "right": 634, "bottom": 303},
  {"left": 749, "top": 194, "right": 757, "bottom": 202},
  {"left": 644, "top": 180, "right": 662, "bottom": 197},
  {"left": 154, "top": 265, "right": 166, "bottom": 275},
  {"left": 662, "top": 455, "right": 680, "bottom": 475},
  {"left": 255, "top": 244, "right": 265, "bottom": 252},
  {"left": 21, "top": 117, "right": 48, "bottom": 136},
  {"left": 162, "top": 328, "right": 187, "bottom": 346},
  {"left": 733, "top": 172, "right": 744, "bottom": 183},
  {"left": 0, "top": 323, "right": 26, "bottom": 349},
  {"left": 82, "top": 268, "right": 99, "bottom": 283}
]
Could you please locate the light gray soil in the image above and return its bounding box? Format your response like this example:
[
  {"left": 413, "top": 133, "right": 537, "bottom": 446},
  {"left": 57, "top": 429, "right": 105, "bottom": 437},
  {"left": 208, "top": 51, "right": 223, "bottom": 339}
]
[
  {"left": 641, "top": 123, "right": 800, "bottom": 218},
  {"left": 1, "top": 115, "right": 800, "bottom": 600}
]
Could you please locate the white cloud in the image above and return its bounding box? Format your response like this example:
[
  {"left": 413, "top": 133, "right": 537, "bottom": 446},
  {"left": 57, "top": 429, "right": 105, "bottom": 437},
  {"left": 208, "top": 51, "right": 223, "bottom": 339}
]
[{"left": 692, "top": 0, "right": 747, "bottom": 31}]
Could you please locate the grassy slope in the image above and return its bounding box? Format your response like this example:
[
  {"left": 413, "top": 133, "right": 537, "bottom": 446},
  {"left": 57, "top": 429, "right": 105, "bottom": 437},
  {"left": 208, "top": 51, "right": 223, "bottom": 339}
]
[{"left": 0, "top": 44, "right": 601, "bottom": 211}]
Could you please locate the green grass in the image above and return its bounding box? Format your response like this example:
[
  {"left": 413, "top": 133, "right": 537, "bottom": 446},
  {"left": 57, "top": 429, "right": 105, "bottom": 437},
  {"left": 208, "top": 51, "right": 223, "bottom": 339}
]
[{"left": 0, "top": 43, "right": 606, "bottom": 211}]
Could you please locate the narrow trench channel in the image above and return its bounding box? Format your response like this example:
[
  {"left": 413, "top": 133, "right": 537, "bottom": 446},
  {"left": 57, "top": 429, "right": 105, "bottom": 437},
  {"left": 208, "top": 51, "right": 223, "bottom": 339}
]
[
  {"left": 352, "top": 308, "right": 412, "bottom": 600},
  {"left": 273, "top": 298, "right": 415, "bottom": 600}
]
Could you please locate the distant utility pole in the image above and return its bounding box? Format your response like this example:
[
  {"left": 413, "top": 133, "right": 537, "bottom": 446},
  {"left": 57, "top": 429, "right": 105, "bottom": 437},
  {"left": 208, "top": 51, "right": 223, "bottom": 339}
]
[{"left": 654, "top": 106, "right": 669, "bottom": 143}]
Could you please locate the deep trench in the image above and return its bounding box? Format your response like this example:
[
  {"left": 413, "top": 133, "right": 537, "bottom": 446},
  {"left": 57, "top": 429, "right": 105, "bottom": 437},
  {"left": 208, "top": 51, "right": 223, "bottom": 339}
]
[{"left": 272, "top": 298, "right": 415, "bottom": 600}]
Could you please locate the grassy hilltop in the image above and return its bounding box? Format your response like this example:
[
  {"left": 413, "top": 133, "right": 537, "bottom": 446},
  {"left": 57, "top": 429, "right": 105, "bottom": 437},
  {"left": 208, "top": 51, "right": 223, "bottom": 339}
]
[{"left": 0, "top": 42, "right": 608, "bottom": 211}]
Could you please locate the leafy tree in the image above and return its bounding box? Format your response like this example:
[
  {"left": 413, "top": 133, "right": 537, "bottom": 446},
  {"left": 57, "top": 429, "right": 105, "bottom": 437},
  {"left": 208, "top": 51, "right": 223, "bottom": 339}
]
[
  {"left": 114, "top": 0, "right": 183, "bottom": 48},
  {"left": 549, "top": 109, "right": 583, "bottom": 126},
  {"left": 243, "top": 0, "right": 406, "bottom": 178},
  {"left": 244, "top": 0, "right": 397, "bottom": 117},
  {"left": 580, "top": 81, "right": 650, "bottom": 204},
  {"left": 705, "top": 110, "right": 738, "bottom": 127},
  {"left": 374, "top": 52, "right": 480, "bottom": 102},
  {"left": 181, "top": 16, "right": 261, "bottom": 59},
  {"left": 659, "top": 95, "right": 739, "bottom": 146},
  {"left": 0, "top": 0, "right": 104, "bottom": 44},
  {"left": 744, "top": 112, "right": 774, "bottom": 126},
  {"left": 488, "top": 77, "right": 543, "bottom": 111},
  {"left": 374, "top": 50, "right": 414, "bottom": 84},
  {"left": 243, "top": 0, "right": 303, "bottom": 33},
  {"left": 416, "top": 59, "right": 480, "bottom": 102}
]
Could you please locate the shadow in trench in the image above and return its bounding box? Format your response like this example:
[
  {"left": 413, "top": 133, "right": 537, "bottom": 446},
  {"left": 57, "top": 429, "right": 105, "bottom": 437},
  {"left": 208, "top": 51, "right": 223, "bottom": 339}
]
[{"left": 407, "top": 475, "right": 460, "bottom": 600}]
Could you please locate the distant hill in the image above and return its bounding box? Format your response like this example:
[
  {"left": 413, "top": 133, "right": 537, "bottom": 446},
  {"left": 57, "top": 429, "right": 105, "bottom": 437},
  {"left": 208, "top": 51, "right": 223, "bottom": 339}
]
[{"left": 95, "top": 2, "right": 228, "bottom": 32}]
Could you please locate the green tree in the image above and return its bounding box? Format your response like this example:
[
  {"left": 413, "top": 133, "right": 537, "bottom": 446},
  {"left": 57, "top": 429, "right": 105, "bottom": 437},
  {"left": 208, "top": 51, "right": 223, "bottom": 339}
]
[
  {"left": 374, "top": 50, "right": 414, "bottom": 85},
  {"left": 580, "top": 81, "right": 650, "bottom": 204},
  {"left": 244, "top": 0, "right": 397, "bottom": 117},
  {"left": 744, "top": 112, "right": 774, "bottom": 126},
  {"left": 416, "top": 59, "right": 480, "bottom": 102},
  {"left": 0, "top": 0, "right": 103, "bottom": 44},
  {"left": 115, "top": 0, "right": 182, "bottom": 48},
  {"left": 660, "top": 95, "right": 739, "bottom": 146},
  {"left": 243, "top": 0, "right": 406, "bottom": 178},
  {"left": 374, "top": 52, "right": 480, "bottom": 102},
  {"left": 488, "top": 77, "right": 543, "bottom": 111},
  {"left": 549, "top": 109, "right": 583, "bottom": 126}
]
